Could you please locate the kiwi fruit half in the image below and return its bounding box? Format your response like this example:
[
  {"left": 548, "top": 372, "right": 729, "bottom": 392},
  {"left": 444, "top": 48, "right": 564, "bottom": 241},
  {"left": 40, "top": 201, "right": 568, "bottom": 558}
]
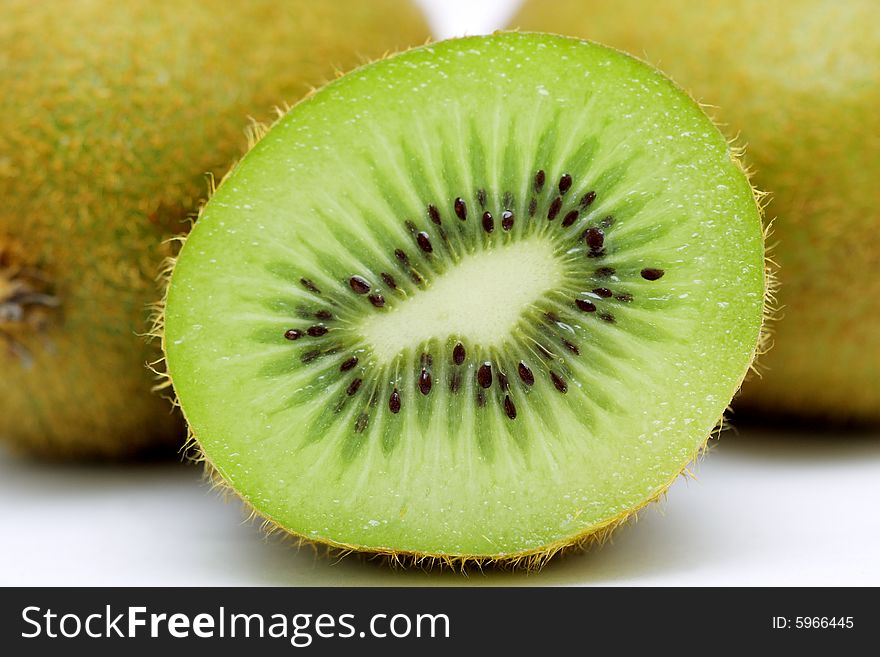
[
  {"left": 162, "top": 33, "right": 767, "bottom": 565},
  {"left": 512, "top": 0, "right": 880, "bottom": 423},
  {"left": 0, "top": 0, "right": 429, "bottom": 458}
]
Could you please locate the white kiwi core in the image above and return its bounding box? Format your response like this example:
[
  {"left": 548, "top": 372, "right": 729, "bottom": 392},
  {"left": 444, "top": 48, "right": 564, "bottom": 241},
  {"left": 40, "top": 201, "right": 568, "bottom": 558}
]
[{"left": 357, "top": 239, "right": 563, "bottom": 361}]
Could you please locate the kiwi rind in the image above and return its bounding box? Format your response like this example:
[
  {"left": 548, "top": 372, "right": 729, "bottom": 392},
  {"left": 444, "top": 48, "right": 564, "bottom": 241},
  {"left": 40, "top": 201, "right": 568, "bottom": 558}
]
[
  {"left": 512, "top": 0, "right": 879, "bottom": 423},
  {"left": 157, "top": 33, "right": 771, "bottom": 568},
  {"left": 0, "top": 0, "right": 430, "bottom": 458}
]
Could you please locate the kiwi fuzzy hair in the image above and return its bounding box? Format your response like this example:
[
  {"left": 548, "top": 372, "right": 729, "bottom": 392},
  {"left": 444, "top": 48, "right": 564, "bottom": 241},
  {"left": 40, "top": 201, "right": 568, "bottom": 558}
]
[{"left": 151, "top": 33, "right": 774, "bottom": 571}]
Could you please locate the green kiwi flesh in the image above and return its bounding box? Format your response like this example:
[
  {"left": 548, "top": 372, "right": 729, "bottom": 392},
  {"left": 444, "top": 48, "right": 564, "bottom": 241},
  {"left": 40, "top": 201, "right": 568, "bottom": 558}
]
[
  {"left": 163, "top": 33, "right": 766, "bottom": 564},
  {"left": 512, "top": 0, "right": 880, "bottom": 423},
  {"left": 0, "top": 0, "right": 429, "bottom": 458}
]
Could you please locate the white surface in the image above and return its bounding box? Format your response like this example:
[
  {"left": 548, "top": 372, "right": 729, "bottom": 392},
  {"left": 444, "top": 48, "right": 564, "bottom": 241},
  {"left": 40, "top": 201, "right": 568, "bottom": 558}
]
[
  {"left": 2, "top": 428, "right": 878, "bottom": 586},
  {"left": 414, "top": 0, "right": 523, "bottom": 39},
  {"left": 3, "top": 1, "right": 878, "bottom": 587}
]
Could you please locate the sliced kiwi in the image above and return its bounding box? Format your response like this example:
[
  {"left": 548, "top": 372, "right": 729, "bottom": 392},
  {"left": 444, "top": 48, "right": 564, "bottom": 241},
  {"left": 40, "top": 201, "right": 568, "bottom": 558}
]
[{"left": 162, "top": 33, "right": 766, "bottom": 565}]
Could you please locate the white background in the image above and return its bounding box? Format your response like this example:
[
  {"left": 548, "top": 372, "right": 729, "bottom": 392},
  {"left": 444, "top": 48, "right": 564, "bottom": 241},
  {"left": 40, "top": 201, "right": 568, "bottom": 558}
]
[{"left": 2, "top": 0, "right": 878, "bottom": 587}]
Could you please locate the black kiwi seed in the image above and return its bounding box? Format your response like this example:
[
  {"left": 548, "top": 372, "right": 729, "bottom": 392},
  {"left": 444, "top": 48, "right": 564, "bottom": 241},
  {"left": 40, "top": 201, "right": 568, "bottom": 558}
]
[
  {"left": 477, "top": 188, "right": 487, "bottom": 208},
  {"left": 477, "top": 362, "right": 492, "bottom": 388},
  {"left": 615, "top": 293, "right": 633, "bottom": 302},
  {"left": 584, "top": 227, "right": 604, "bottom": 251},
  {"left": 394, "top": 249, "right": 410, "bottom": 265},
  {"left": 482, "top": 211, "right": 494, "bottom": 233},
  {"left": 580, "top": 191, "right": 597, "bottom": 208},
  {"left": 503, "top": 395, "right": 517, "bottom": 420},
  {"left": 380, "top": 272, "right": 397, "bottom": 289},
  {"left": 550, "top": 371, "right": 568, "bottom": 393},
  {"left": 349, "top": 275, "right": 370, "bottom": 294},
  {"left": 340, "top": 356, "right": 358, "bottom": 371},
  {"left": 368, "top": 293, "right": 385, "bottom": 308},
  {"left": 454, "top": 197, "right": 467, "bottom": 220},
  {"left": 592, "top": 287, "right": 613, "bottom": 298},
  {"left": 545, "top": 311, "right": 560, "bottom": 323},
  {"left": 284, "top": 329, "right": 303, "bottom": 341},
  {"left": 641, "top": 267, "right": 665, "bottom": 281},
  {"left": 518, "top": 361, "right": 535, "bottom": 386},
  {"left": 389, "top": 388, "right": 401, "bottom": 414},
  {"left": 315, "top": 309, "right": 332, "bottom": 320},
  {"left": 562, "top": 339, "right": 580, "bottom": 355},
  {"left": 449, "top": 370, "right": 461, "bottom": 393},
  {"left": 547, "top": 197, "right": 562, "bottom": 220},
  {"left": 405, "top": 220, "right": 418, "bottom": 234},
  {"left": 534, "top": 169, "right": 545, "bottom": 192},
  {"left": 561, "top": 210, "right": 579, "bottom": 227},
  {"left": 595, "top": 266, "right": 615, "bottom": 278},
  {"left": 300, "top": 278, "right": 321, "bottom": 294},
  {"left": 558, "top": 173, "right": 572, "bottom": 194},
  {"left": 427, "top": 204, "right": 442, "bottom": 225},
  {"left": 501, "top": 211, "right": 514, "bottom": 231},
  {"left": 301, "top": 349, "right": 320, "bottom": 364},
  {"left": 419, "top": 368, "right": 432, "bottom": 395},
  {"left": 528, "top": 198, "right": 537, "bottom": 217},
  {"left": 416, "top": 231, "right": 433, "bottom": 253},
  {"left": 575, "top": 299, "right": 597, "bottom": 312},
  {"left": 452, "top": 342, "right": 465, "bottom": 365},
  {"left": 599, "top": 312, "right": 616, "bottom": 323},
  {"left": 307, "top": 325, "right": 328, "bottom": 337},
  {"left": 346, "top": 378, "right": 362, "bottom": 396}
]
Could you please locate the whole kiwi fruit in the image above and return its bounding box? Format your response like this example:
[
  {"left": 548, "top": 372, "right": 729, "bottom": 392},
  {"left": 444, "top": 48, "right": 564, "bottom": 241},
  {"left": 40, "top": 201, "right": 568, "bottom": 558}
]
[
  {"left": 511, "top": 0, "right": 880, "bottom": 423},
  {"left": 0, "top": 0, "right": 429, "bottom": 457},
  {"left": 161, "top": 33, "right": 767, "bottom": 566}
]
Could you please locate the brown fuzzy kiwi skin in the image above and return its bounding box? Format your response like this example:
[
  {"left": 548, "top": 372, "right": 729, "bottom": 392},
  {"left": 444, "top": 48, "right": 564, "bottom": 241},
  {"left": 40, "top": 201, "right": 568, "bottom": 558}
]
[
  {"left": 0, "top": 0, "right": 430, "bottom": 459},
  {"left": 153, "top": 37, "right": 772, "bottom": 570},
  {"left": 512, "top": 0, "right": 880, "bottom": 424}
]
